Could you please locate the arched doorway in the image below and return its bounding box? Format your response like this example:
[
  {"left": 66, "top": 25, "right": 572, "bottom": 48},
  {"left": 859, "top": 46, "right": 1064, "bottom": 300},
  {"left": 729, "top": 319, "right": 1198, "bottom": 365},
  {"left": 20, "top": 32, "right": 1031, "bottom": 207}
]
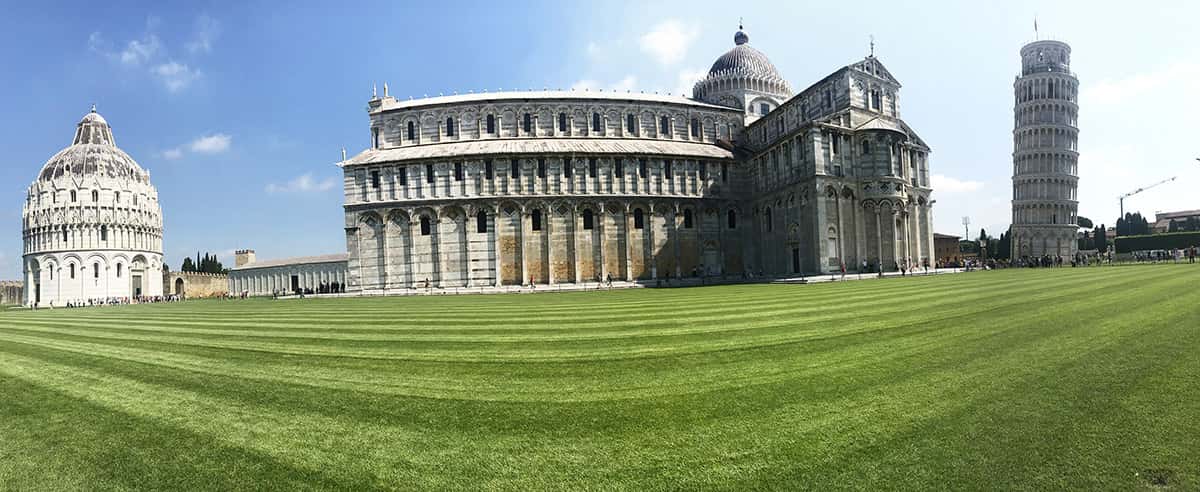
[{"left": 174, "top": 278, "right": 185, "bottom": 297}]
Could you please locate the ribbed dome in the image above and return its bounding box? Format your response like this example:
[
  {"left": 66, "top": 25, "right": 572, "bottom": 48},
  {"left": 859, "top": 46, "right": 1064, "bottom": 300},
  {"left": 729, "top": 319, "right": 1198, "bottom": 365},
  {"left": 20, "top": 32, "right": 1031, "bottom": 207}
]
[
  {"left": 37, "top": 108, "right": 150, "bottom": 183},
  {"left": 706, "top": 30, "right": 784, "bottom": 80}
]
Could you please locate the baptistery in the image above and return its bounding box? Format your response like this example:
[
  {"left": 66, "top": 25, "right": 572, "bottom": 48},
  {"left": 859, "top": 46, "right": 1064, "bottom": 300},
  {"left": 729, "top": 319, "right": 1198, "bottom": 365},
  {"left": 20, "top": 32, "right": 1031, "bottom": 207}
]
[{"left": 22, "top": 107, "right": 165, "bottom": 306}]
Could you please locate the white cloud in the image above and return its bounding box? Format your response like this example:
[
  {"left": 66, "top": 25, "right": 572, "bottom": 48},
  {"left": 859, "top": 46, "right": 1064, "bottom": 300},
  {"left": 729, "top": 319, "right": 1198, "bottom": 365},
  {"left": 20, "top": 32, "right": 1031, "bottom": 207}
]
[
  {"left": 266, "top": 173, "right": 338, "bottom": 193},
  {"left": 640, "top": 20, "right": 699, "bottom": 66},
  {"left": 87, "top": 32, "right": 109, "bottom": 53},
  {"left": 1084, "top": 62, "right": 1200, "bottom": 106},
  {"left": 185, "top": 14, "right": 220, "bottom": 55},
  {"left": 160, "top": 133, "right": 230, "bottom": 160},
  {"left": 119, "top": 34, "right": 161, "bottom": 66},
  {"left": 188, "top": 133, "right": 231, "bottom": 154},
  {"left": 931, "top": 173, "right": 983, "bottom": 193},
  {"left": 153, "top": 61, "right": 200, "bottom": 92},
  {"left": 674, "top": 68, "right": 707, "bottom": 97},
  {"left": 87, "top": 16, "right": 216, "bottom": 93},
  {"left": 161, "top": 148, "right": 184, "bottom": 160}
]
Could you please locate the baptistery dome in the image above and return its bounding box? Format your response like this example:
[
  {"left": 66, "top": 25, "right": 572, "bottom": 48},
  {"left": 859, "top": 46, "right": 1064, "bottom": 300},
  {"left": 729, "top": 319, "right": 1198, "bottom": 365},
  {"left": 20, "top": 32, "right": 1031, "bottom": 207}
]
[
  {"left": 693, "top": 26, "right": 792, "bottom": 123},
  {"left": 21, "top": 107, "right": 165, "bottom": 306}
]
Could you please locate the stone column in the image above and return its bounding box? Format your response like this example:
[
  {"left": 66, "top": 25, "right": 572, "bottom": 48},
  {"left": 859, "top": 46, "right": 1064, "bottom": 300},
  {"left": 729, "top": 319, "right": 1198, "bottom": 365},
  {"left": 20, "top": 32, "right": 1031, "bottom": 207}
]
[
  {"left": 835, "top": 191, "right": 844, "bottom": 269},
  {"left": 573, "top": 207, "right": 582, "bottom": 284},
  {"left": 598, "top": 204, "right": 608, "bottom": 282},
  {"left": 874, "top": 204, "right": 884, "bottom": 273},
  {"left": 672, "top": 206, "right": 682, "bottom": 279},
  {"left": 520, "top": 207, "right": 528, "bottom": 286},
  {"left": 648, "top": 206, "right": 657, "bottom": 280},
  {"left": 891, "top": 209, "right": 902, "bottom": 271},
  {"left": 547, "top": 208, "right": 555, "bottom": 285},
  {"left": 814, "top": 185, "right": 829, "bottom": 273},
  {"left": 624, "top": 207, "right": 634, "bottom": 281},
  {"left": 380, "top": 219, "right": 390, "bottom": 291},
  {"left": 494, "top": 206, "right": 503, "bottom": 287},
  {"left": 854, "top": 197, "right": 864, "bottom": 270}
]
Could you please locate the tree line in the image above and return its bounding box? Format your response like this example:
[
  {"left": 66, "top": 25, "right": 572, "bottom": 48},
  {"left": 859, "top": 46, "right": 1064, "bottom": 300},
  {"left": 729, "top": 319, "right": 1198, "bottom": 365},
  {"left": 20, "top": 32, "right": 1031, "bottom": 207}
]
[{"left": 181, "top": 252, "right": 227, "bottom": 274}]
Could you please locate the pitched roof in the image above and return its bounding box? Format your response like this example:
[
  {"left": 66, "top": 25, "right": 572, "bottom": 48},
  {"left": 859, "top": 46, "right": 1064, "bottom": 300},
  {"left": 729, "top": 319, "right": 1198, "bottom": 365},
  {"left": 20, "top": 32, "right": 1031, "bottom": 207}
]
[
  {"left": 342, "top": 138, "right": 734, "bottom": 167},
  {"left": 232, "top": 253, "right": 349, "bottom": 271}
]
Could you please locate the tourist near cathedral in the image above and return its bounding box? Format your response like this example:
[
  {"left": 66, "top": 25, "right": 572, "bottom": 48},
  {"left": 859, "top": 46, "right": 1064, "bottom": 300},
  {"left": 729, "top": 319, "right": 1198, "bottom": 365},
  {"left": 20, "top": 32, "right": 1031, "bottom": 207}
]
[
  {"left": 21, "top": 107, "right": 165, "bottom": 306},
  {"left": 338, "top": 26, "right": 934, "bottom": 293}
]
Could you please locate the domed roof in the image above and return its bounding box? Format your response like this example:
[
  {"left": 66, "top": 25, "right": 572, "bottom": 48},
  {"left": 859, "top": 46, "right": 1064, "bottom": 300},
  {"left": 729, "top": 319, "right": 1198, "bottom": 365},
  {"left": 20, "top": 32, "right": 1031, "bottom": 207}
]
[
  {"left": 36, "top": 107, "right": 150, "bottom": 183},
  {"left": 706, "top": 29, "right": 784, "bottom": 81}
]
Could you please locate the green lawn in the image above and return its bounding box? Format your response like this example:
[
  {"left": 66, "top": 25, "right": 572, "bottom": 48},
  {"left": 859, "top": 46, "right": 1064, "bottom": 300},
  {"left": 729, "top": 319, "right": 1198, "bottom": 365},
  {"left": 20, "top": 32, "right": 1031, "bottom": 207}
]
[{"left": 2, "top": 265, "right": 1198, "bottom": 490}]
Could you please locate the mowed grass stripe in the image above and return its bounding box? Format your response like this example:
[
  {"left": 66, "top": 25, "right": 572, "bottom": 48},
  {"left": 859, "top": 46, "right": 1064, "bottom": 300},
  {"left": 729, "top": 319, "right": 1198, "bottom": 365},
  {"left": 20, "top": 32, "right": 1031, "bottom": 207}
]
[
  {"left": 1, "top": 265, "right": 1197, "bottom": 490},
  {"left": 0, "top": 269, "right": 1135, "bottom": 351}
]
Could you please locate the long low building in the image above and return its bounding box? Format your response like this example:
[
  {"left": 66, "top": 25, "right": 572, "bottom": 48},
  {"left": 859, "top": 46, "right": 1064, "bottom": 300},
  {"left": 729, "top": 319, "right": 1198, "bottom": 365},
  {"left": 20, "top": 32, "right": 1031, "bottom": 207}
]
[
  {"left": 228, "top": 249, "right": 348, "bottom": 296},
  {"left": 1, "top": 281, "right": 23, "bottom": 305}
]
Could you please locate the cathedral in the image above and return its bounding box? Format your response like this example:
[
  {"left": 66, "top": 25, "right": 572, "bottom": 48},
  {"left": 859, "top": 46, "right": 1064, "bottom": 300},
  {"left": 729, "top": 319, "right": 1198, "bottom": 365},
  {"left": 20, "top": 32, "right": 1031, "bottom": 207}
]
[
  {"left": 21, "top": 107, "right": 166, "bottom": 306},
  {"left": 339, "top": 26, "right": 935, "bottom": 292}
]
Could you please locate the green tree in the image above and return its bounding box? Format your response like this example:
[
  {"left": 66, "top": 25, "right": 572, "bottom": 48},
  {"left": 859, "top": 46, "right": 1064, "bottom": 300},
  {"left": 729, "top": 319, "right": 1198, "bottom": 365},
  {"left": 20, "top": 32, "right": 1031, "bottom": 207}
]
[
  {"left": 1094, "top": 224, "right": 1108, "bottom": 252},
  {"left": 181, "top": 257, "right": 195, "bottom": 272},
  {"left": 1077, "top": 216, "right": 1093, "bottom": 229}
]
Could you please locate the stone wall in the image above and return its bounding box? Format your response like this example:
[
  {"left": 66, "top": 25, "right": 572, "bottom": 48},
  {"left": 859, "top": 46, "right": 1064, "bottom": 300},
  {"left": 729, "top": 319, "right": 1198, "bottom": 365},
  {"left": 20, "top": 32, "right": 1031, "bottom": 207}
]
[{"left": 163, "top": 271, "right": 229, "bottom": 298}]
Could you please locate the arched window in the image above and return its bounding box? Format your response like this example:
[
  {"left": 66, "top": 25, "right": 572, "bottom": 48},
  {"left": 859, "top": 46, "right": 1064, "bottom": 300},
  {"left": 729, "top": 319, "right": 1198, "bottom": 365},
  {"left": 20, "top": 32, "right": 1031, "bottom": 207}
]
[
  {"left": 62, "top": 228, "right": 67, "bottom": 242},
  {"left": 558, "top": 112, "right": 568, "bottom": 132},
  {"left": 93, "top": 262, "right": 100, "bottom": 279},
  {"left": 407, "top": 121, "right": 416, "bottom": 141},
  {"left": 91, "top": 190, "right": 99, "bottom": 202},
  {"left": 70, "top": 190, "right": 77, "bottom": 202},
  {"left": 523, "top": 113, "right": 532, "bottom": 133},
  {"left": 659, "top": 116, "right": 670, "bottom": 135},
  {"left": 665, "top": 160, "right": 673, "bottom": 176},
  {"left": 760, "top": 103, "right": 770, "bottom": 115},
  {"left": 115, "top": 191, "right": 120, "bottom": 203},
  {"left": 510, "top": 159, "right": 519, "bottom": 179},
  {"left": 592, "top": 112, "right": 602, "bottom": 132},
  {"left": 101, "top": 225, "right": 108, "bottom": 241},
  {"left": 691, "top": 117, "right": 700, "bottom": 137},
  {"left": 683, "top": 209, "right": 694, "bottom": 229},
  {"left": 582, "top": 209, "right": 594, "bottom": 230},
  {"left": 117, "top": 263, "right": 122, "bottom": 278},
  {"left": 861, "top": 140, "right": 870, "bottom": 155},
  {"left": 426, "top": 164, "right": 435, "bottom": 183},
  {"left": 765, "top": 207, "right": 773, "bottom": 232},
  {"left": 445, "top": 117, "right": 456, "bottom": 136},
  {"left": 420, "top": 216, "right": 431, "bottom": 236},
  {"left": 633, "top": 208, "right": 644, "bottom": 229},
  {"left": 531, "top": 209, "right": 542, "bottom": 231},
  {"left": 69, "top": 263, "right": 75, "bottom": 279},
  {"left": 588, "top": 158, "right": 597, "bottom": 178},
  {"left": 537, "top": 158, "right": 546, "bottom": 178},
  {"left": 728, "top": 210, "right": 737, "bottom": 229},
  {"left": 371, "top": 127, "right": 380, "bottom": 149},
  {"left": 626, "top": 114, "right": 636, "bottom": 133},
  {"left": 564, "top": 159, "right": 573, "bottom": 177},
  {"left": 476, "top": 210, "right": 488, "bottom": 233},
  {"left": 486, "top": 114, "right": 495, "bottom": 134}
]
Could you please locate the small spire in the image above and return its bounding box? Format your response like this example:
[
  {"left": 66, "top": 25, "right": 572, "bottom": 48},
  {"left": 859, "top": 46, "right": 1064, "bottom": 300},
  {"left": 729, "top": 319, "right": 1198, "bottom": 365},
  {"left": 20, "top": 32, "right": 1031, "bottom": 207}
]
[
  {"left": 372, "top": 84, "right": 377, "bottom": 97},
  {"left": 738, "top": 17, "right": 743, "bottom": 31},
  {"left": 383, "top": 82, "right": 389, "bottom": 97},
  {"left": 869, "top": 35, "right": 875, "bottom": 57},
  {"left": 90, "top": 103, "right": 97, "bottom": 113},
  {"left": 341, "top": 147, "right": 347, "bottom": 162}
]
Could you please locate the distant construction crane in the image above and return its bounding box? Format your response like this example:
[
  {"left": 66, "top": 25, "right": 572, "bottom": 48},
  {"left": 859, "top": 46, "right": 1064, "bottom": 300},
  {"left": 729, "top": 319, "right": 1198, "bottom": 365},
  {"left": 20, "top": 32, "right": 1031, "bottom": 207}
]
[{"left": 1119, "top": 176, "right": 1177, "bottom": 217}]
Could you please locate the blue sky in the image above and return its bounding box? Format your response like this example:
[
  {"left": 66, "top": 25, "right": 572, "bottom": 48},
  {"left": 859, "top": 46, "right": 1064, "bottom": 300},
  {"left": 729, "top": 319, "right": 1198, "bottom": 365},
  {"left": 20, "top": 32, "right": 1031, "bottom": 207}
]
[{"left": 2, "top": 0, "right": 1198, "bottom": 278}]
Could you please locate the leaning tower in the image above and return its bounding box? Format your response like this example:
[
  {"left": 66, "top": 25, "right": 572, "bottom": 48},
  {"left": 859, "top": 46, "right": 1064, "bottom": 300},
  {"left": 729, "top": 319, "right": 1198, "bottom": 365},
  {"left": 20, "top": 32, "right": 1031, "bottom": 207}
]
[{"left": 1011, "top": 39, "right": 1079, "bottom": 260}]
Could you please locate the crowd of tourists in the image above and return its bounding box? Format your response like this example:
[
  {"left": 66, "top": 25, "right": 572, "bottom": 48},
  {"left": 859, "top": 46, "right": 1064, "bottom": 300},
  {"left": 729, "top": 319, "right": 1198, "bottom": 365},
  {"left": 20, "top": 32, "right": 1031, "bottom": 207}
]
[
  {"left": 39, "top": 294, "right": 183, "bottom": 309},
  {"left": 1131, "top": 247, "right": 1198, "bottom": 264}
]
